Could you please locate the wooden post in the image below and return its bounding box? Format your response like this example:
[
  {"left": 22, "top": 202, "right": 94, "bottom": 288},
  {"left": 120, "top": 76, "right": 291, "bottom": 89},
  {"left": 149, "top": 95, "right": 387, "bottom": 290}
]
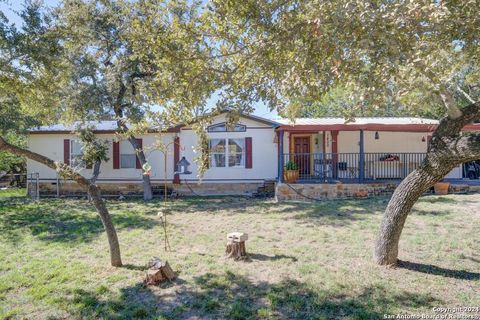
[
  {"left": 359, "top": 130, "right": 365, "bottom": 183},
  {"left": 225, "top": 232, "right": 249, "bottom": 261}
]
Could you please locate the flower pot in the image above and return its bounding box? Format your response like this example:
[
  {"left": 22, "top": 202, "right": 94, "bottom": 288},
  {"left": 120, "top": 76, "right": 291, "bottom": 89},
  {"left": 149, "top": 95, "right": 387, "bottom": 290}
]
[
  {"left": 283, "top": 170, "right": 299, "bottom": 183},
  {"left": 434, "top": 182, "right": 450, "bottom": 195}
]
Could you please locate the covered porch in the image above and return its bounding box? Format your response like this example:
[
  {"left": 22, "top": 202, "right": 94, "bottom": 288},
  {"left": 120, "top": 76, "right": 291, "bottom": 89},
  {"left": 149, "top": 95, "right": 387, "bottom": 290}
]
[{"left": 275, "top": 117, "right": 479, "bottom": 184}]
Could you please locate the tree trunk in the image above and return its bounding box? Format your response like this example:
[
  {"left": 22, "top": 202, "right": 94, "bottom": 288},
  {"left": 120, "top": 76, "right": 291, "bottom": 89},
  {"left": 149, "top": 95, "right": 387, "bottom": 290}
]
[
  {"left": 225, "top": 232, "right": 249, "bottom": 261},
  {"left": 374, "top": 165, "right": 450, "bottom": 265},
  {"left": 113, "top": 105, "right": 153, "bottom": 201},
  {"left": 127, "top": 136, "right": 153, "bottom": 201},
  {"left": 0, "top": 136, "right": 123, "bottom": 267},
  {"left": 144, "top": 257, "right": 175, "bottom": 285},
  {"left": 225, "top": 241, "right": 248, "bottom": 261},
  {"left": 88, "top": 184, "right": 122, "bottom": 267},
  {"left": 374, "top": 102, "right": 480, "bottom": 266}
]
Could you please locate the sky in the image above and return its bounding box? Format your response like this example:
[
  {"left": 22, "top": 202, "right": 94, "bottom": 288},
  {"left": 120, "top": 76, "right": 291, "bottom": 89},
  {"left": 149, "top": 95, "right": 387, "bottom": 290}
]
[{"left": 0, "top": 0, "right": 279, "bottom": 119}]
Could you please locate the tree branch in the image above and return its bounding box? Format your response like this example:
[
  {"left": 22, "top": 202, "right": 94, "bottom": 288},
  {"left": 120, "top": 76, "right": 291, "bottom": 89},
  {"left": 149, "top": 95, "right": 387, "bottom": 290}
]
[
  {"left": 438, "top": 84, "right": 462, "bottom": 119},
  {"left": 456, "top": 85, "right": 476, "bottom": 104},
  {"left": 0, "top": 135, "right": 123, "bottom": 266},
  {"left": 0, "top": 135, "right": 89, "bottom": 187},
  {"left": 431, "top": 101, "right": 480, "bottom": 147}
]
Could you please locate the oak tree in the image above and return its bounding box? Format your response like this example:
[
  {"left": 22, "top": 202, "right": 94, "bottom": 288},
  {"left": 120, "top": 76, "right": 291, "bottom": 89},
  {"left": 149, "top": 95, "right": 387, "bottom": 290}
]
[{"left": 209, "top": 0, "right": 480, "bottom": 265}]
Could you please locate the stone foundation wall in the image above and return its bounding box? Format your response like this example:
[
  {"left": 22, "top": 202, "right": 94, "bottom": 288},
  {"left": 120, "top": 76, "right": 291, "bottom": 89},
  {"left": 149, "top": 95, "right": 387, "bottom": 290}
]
[
  {"left": 174, "top": 182, "right": 263, "bottom": 196},
  {"left": 276, "top": 182, "right": 399, "bottom": 201},
  {"left": 33, "top": 180, "right": 480, "bottom": 199},
  {"left": 275, "top": 182, "right": 480, "bottom": 202},
  {"left": 36, "top": 181, "right": 263, "bottom": 196},
  {"left": 36, "top": 181, "right": 145, "bottom": 195}
]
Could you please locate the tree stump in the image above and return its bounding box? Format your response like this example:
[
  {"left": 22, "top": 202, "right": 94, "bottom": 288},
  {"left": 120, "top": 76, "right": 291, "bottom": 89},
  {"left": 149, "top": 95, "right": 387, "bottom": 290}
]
[
  {"left": 144, "top": 257, "right": 175, "bottom": 285},
  {"left": 225, "top": 232, "right": 249, "bottom": 261}
]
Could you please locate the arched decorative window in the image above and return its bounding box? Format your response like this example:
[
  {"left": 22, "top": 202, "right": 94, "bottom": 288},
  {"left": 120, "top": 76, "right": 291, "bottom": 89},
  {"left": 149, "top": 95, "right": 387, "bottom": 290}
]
[{"left": 207, "top": 122, "right": 246, "bottom": 132}]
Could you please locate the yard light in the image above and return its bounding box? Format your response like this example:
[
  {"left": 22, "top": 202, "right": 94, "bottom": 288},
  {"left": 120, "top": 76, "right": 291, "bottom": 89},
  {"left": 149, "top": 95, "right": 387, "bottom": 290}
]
[
  {"left": 142, "top": 163, "right": 152, "bottom": 176},
  {"left": 175, "top": 156, "right": 192, "bottom": 175},
  {"left": 375, "top": 131, "right": 380, "bottom": 140}
]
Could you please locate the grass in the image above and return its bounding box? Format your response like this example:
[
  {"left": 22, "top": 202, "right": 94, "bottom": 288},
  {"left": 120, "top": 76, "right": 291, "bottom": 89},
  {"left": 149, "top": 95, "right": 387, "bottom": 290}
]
[
  {"left": 0, "top": 188, "right": 26, "bottom": 198},
  {"left": 0, "top": 189, "right": 479, "bottom": 319}
]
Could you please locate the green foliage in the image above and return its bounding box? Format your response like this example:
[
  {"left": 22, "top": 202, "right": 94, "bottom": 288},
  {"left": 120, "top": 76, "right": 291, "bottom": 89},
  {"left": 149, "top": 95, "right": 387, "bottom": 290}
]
[
  {"left": 295, "top": 85, "right": 447, "bottom": 119},
  {"left": 76, "top": 127, "right": 110, "bottom": 167},
  {"left": 285, "top": 160, "right": 298, "bottom": 171},
  {"left": 0, "top": 133, "right": 26, "bottom": 173},
  {"left": 209, "top": 1, "right": 480, "bottom": 119},
  {"left": 0, "top": 0, "right": 228, "bottom": 179}
]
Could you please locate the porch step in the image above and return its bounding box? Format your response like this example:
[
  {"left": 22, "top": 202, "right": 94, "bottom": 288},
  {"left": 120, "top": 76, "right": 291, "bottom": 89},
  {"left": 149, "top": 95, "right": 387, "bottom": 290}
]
[{"left": 253, "top": 180, "right": 276, "bottom": 198}]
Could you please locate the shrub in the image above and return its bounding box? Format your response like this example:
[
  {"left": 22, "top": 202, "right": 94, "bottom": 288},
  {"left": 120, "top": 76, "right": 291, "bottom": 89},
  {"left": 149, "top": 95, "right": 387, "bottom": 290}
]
[{"left": 285, "top": 161, "right": 298, "bottom": 171}]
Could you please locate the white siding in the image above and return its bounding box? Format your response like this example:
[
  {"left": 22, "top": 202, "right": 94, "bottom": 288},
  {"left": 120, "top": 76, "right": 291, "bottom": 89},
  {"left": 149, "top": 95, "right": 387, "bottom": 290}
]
[
  {"left": 27, "top": 133, "right": 176, "bottom": 182},
  {"left": 27, "top": 114, "right": 279, "bottom": 183},
  {"left": 338, "top": 131, "right": 429, "bottom": 153},
  {"left": 179, "top": 114, "right": 278, "bottom": 182}
]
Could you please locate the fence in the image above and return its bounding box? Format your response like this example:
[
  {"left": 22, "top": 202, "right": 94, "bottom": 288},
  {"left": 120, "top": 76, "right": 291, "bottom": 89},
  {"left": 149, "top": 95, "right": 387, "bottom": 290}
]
[{"left": 281, "top": 152, "right": 427, "bottom": 182}]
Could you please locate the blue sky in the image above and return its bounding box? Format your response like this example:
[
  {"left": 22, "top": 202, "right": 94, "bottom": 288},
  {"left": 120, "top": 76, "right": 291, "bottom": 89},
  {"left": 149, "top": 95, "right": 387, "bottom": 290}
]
[{"left": 0, "top": 0, "right": 279, "bottom": 119}]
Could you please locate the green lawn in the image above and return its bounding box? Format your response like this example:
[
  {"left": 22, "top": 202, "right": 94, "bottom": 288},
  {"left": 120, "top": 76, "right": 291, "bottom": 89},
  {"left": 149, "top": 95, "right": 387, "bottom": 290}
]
[{"left": 0, "top": 189, "right": 479, "bottom": 319}]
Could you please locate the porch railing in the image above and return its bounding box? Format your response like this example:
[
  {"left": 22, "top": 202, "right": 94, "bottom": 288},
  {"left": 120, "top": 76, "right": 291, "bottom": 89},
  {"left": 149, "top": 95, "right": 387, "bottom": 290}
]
[{"left": 281, "top": 152, "right": 427, "bottom": 182}]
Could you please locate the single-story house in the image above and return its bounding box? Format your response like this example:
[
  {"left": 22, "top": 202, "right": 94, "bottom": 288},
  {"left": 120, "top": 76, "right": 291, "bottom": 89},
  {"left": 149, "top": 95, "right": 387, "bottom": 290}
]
[{"left": 26, "top": 113, "right": 480, "bottom": 197}]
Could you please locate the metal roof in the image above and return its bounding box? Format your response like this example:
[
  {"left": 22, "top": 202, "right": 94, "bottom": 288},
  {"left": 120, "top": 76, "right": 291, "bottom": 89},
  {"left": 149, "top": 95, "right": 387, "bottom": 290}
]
[
  {"left": 28, "top": 116, "right": 479, "bottom": 133},
  {"left": 275, "top": 117, "right": 439, "bottom": 126},
  {"left": 29, "top": 121, "right": 121, "bottom": 133},
  {"left": 29, "top": 113, "right": 281, "bottom": 133}
]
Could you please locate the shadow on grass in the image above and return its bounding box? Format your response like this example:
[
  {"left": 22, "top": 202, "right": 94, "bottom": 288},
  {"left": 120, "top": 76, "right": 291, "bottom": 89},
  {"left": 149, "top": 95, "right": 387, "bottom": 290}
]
[
  {"left": 418, "top": 194, "right": 480, "bottom": 207},
  {"left": 249, "top": 253, "right": 298, "bottom": 262},
  {"left": 0, "top": 199, "right": 159, "bottom": 244},
  {"left": 397, "top": 260, "right": 480, "bottom": 280},
  {"left": 59, "top": 271, "right": 441, "bottom": 320},
  {"left": 410, "top": 208, "right": 451, "bottom": 216},
  {"left": 287, "top": 197, "right": 387, "bottom": 227}
]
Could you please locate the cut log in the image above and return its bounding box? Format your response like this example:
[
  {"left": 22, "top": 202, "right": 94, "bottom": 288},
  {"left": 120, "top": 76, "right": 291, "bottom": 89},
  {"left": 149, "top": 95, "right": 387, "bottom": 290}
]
[
  {"left": 225, "top": 232, "right": 249, "bottom": 261},
  {"left": 144, "top": 257, "right": 175, "bottom": 285}
]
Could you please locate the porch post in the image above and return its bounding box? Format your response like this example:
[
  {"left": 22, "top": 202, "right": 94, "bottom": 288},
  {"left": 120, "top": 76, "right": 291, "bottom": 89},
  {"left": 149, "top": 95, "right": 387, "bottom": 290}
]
[
  {"left": 359, "top": 130, "right": 365, "bottom": 183},
  {"left": 331, "top": 130, "right": 338, "bottom": 179},
  {"left": 278, "top": 130, "right": 284, "bottom": 182}
]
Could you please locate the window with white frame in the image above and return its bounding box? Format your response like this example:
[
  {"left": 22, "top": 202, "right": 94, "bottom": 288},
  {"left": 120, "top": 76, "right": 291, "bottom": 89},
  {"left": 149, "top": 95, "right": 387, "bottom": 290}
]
[
  {"left": 209, "top": 138, "right": 245, "bottom": 168},
  {"left": 120, "top": 140, "right": 136, "bottom": 168},
  {"left": 70, "top": 140, "right": 84, "bottom": 167},
  {"left": 228, "top": 139, "right": 245, "bottom": 167},
  {"left": 209, "top": 139, "right": 226, "bottom": 167}
]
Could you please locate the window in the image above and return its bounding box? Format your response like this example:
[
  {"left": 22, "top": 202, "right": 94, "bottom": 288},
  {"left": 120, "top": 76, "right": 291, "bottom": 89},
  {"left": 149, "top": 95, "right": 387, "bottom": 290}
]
[
  {"left": 70, "top": 140, "right": 84, "bottom": 167},
  {"left": 207, "top": 123, "right": 246, "bottom": 132},
  {"left": 209, "top": 139, "right": 226, "bottom": 167},
  {"left": 120, "top": 140, "right": 136, "bottom": 168},
  {"left": 209, "top": 138, "right": 245, "bottom": 168},
  {"left": 228, "top": 139, "right": 245, "bottom": 167}
]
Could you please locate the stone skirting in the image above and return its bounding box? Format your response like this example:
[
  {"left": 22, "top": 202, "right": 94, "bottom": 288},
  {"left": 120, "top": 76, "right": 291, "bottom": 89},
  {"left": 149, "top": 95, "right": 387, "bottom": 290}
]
[
  {"left": 174, "top": 182, "right": 263, "bottom": 196},
  {"left": 35, "top": 181, "right": 145, "bottom": 195},
  {"left": 275, "top": 182, "right": 480, "bottom": 201},
  {"left": 275, "top": 182, "right": 398, "bottom": 201},
  {"left": 31, "top": 180, "right": 480, "bottom": 199},
  {"left": 34, "top": 181, "right": 263, "bottom": 196}
]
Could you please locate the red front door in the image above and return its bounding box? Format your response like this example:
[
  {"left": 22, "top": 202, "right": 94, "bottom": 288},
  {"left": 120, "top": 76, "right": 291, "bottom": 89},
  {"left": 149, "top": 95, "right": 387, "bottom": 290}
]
[{"left": 294, "top": 137, "right": 310, "bottom": 175}]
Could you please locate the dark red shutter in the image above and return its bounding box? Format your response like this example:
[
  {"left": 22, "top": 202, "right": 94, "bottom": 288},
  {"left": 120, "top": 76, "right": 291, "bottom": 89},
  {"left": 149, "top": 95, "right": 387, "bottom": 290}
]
[
  {"left": 245, "top": 137, "right": 252, "bottom": 169},
  {"left": 136, "top": 138, "right": 143, "bottom": 169},
  {"left": 173, "top": 136, "right": 180, "bottom": 183},
  {"left": 113, "top": 141, "right": 120, "bottom": 169},
  {"left": 63, "top": 139, "right": 70, "bottom": 165}
]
